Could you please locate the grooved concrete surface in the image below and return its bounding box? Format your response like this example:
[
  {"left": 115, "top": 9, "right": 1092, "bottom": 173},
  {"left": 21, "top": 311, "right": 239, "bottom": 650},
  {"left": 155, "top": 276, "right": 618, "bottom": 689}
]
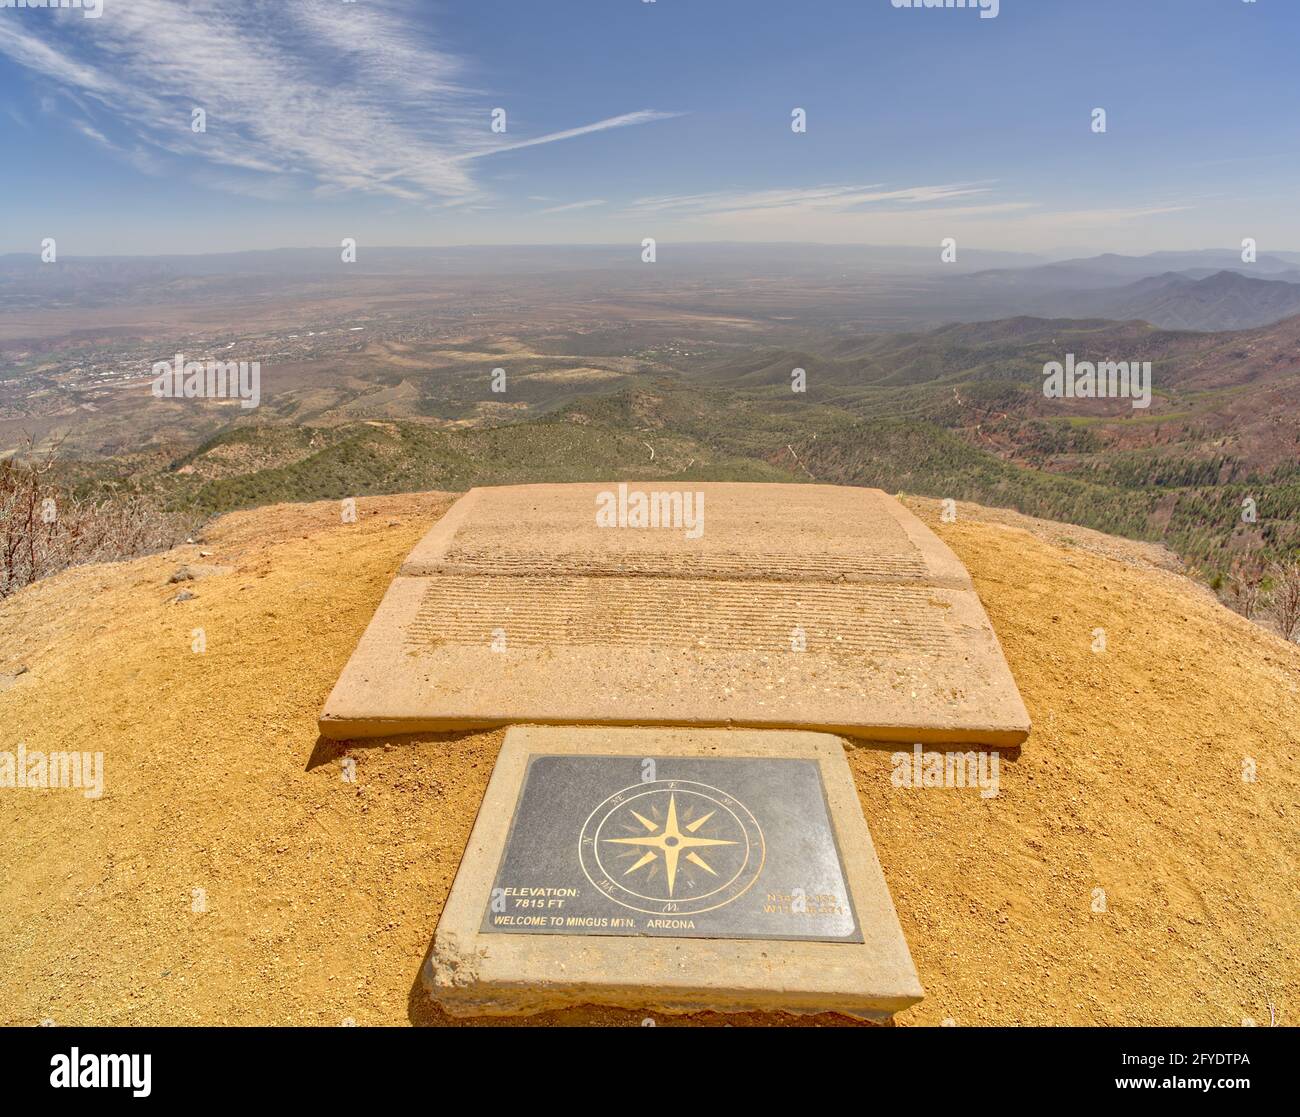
[{"left": 319, "top": 483, "right": 1030, "bottom": 745}]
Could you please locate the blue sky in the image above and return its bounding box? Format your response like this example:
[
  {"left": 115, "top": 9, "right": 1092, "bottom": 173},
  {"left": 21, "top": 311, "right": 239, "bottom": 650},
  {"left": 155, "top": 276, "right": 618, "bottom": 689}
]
[{"left": 1, "top": 0, "right": 1297, "bottom": 256}]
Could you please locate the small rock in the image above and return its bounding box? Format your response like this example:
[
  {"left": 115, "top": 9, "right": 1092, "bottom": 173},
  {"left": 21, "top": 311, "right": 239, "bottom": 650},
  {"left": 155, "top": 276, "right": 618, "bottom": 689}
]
[
  {"left": 169, "top": 563, "right": 233, "bottom": 584},
  {"left": 174, "top": 590, "right": 196, "bottom": 603},
  {"left": 0, "top": 666, "right": 29, "bottom": 692}
]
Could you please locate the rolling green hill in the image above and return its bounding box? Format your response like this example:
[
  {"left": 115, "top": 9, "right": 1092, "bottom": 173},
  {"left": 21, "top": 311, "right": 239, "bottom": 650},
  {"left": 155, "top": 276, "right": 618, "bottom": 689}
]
[{"left": 42, "top": 312, "right": 1300, "bottom": 588}]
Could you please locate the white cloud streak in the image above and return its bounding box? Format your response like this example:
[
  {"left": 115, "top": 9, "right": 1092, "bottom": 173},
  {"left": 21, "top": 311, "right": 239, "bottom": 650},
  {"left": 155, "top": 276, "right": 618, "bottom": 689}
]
[
  {"left": 628, "top": 182, "right": 997, "bottom": 219},
  {"left": 537, "top": 198, "right": 607, "bottom": 214},
  {"left": 459, "top": 110, "right": 683, "bottom": 161}
]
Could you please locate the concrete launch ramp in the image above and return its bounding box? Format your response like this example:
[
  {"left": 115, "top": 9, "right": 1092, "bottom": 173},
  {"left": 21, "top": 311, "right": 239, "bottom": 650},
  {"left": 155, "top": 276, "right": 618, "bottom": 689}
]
[{"left": 318, "top": 483, "right": 1030, "bottom": 745}]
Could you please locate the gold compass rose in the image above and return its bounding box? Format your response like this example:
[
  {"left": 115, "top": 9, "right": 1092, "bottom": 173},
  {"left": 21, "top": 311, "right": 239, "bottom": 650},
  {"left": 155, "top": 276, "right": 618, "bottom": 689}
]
[{"left": 604, "top": 794, "right": 738, "bottom": 896}]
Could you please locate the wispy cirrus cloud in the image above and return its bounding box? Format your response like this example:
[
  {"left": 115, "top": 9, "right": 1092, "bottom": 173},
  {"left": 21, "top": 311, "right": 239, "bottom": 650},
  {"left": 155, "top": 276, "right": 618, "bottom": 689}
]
[
  {"left": 536, "top": 198, "right": 607, "bottom": 215},
  {"left": 614, "top": 181, "right": 1184, "bottom": 245},
  {"left": 628, "top": 182, "right": 1000, "bottom": 219},
  {"left": 1025, "top": 203, "right": 1195, "bottom": 227},
  {"left": 0, "top": 0, "right": 676, "bottom": 202},
  {"left": 619, "top": 183, "right": 1196, "bottom": 242}
]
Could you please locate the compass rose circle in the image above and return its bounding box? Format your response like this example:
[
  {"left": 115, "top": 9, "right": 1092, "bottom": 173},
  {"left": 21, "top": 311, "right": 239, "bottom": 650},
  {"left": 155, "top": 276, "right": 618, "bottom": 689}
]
[{"left": 579, "top": 780, "right": 766, "bottom": 916}]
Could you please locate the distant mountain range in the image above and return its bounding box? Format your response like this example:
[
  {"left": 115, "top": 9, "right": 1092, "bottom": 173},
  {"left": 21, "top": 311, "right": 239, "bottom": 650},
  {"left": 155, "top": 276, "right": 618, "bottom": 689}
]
[
  {"left": 955, "top": 250, "right": 1300, "bottom": 330},
  {"left": 967, "top": 249, "right": 1300, "bottom": 290},
  {"left": 1029, "top": 270, "right": 1300, "bottom": 331}
]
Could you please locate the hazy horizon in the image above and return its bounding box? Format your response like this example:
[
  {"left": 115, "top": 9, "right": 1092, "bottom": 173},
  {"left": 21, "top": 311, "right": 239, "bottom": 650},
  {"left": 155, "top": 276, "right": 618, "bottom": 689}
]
[{"left": 6, "top": 243, "right": 1300, "bottom": 268}]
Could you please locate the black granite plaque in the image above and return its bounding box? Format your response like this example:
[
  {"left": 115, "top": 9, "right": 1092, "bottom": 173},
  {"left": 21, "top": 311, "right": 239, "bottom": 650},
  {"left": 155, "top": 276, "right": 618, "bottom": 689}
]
[{"left": 480, "top": 754, "right": 862, "bottom": 942}]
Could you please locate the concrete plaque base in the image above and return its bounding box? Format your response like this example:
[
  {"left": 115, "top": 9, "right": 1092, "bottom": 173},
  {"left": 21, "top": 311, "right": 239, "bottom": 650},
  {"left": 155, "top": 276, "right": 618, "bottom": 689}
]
[{"left": 426, "top": 725, "right": 924, "bottom": 1020}]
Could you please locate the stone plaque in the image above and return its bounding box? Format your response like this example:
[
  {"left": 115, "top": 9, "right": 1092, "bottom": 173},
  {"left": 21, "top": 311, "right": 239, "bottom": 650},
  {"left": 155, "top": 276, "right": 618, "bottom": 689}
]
[
  {"left": 427, "top": 726, "right": 924, "bottom": 1019},
  {"left": 482, "top": 755, "right": 862, "bottom": 942}
]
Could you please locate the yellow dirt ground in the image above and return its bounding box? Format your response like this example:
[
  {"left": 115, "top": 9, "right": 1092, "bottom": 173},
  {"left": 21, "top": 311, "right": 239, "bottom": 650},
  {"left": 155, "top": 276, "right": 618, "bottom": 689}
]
[{"left": 0, "top": 493, "right": 1295, "bottom": 1027}]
